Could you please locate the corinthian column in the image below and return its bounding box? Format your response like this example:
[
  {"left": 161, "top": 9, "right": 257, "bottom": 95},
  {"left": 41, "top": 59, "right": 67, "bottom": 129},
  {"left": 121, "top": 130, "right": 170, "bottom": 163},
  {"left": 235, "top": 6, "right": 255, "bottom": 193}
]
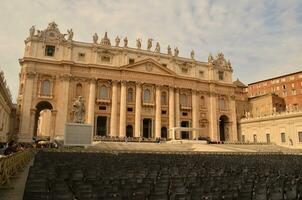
[
  {"left": 119, "top": 81, "right": 127, "bottom": 137},
  {"left": 192, "top": 90, "right": 198, "bottom": 139},
  {"left": 110, "top": 80, "right": 118, "bottom": 136},
  {"left": 134, "top": 82, "right": 142, "bottom": 137},
  {"left": 175, "top": 88, "right": 180, "bottom": 128},
  {"left": 155, "top": 85, "right": 161, "bottom": 138},
  {"left": 168, "top": 86, "right": 175, "bottom": 139},
  {"left": 87, "top": 78, "right": 96, "bottom": 124}
]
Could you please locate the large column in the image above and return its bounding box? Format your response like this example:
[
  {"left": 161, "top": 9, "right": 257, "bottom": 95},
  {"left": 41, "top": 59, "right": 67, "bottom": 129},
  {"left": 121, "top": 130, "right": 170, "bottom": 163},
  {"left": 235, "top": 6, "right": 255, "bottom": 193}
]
[
  {"left": 209, "top": 91, "right": 218, "bottom": 141},
  {"left": 230, "top": 96, "right": 237, "bottom": 142},
  {"left": 19, "top": 72, "right": 35, "bottom": 142},
  {"left": 134, "top": 82, "right": 142, "bottom": 137},
  {"left": 168, "top": 86, "right": 175, "bottom": 139},
  {"left": 192, "top": 90, "right": 198, "bottom": 139},
  {"left": 87, "top": 78, "right": 96, "bottom": 124},
  {"left": 155, "top": 85, "right": 161, "bottom": 138},
  {"left": 55, "top": 74, "right": 70, "bottom": 137},
  {"left": 50, "top": 110, "right": 57, "bottom": 141},
  {"left": 119, "top": 81, "right": 127, "bottom": 137},
  {"left": 175, "top": 88, "right": 180, "bottom": 128},
  {"left": 110, "top": 81, "right": 118, "bottom": 137}
]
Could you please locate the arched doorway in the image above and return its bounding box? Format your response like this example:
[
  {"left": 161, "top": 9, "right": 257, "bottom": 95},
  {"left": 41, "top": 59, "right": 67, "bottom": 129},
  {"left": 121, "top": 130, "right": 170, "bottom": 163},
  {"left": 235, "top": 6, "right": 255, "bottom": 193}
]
[
  {"left": 161, "top": 127, "right": 167, "bottom": 139},
  {"left": 96, "top": 116, "right": 107, "bottom": 136},
  {"left": 126, "top": 125, "right": 133, "bottom": 137},
  {"left": 219, "top": 115, "right": 229, "bottom": 141},
  {"left": 34, "top": 101, "right": 53, "bottom": 138}
]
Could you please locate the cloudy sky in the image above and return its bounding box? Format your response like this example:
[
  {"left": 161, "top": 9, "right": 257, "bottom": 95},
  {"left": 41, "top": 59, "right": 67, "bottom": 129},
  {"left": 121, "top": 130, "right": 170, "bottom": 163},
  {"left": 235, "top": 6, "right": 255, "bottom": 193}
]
[{"left": 1, "top": 0, "right": 302, "bottom": 102}]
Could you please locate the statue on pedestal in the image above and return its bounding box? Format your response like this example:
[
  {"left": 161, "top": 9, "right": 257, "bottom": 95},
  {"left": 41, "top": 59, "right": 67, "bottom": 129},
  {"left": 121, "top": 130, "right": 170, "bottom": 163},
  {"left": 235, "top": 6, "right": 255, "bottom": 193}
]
[
  {"left": 190, "top": 50, "right": 195, "bottom": 59},
  {"left": 147, "top": 38, "right": 153, "bottom": 50},
  {"left": 174, "top": 47, "right": 179, "bottom": 57},
  {"left": 93, "top": 33, "right": 98, "bottom": 44},
  {"left": 155, "top": 42, "right": 160, "bottom": 53},
  {"left": 136, "top": 38, "right": 142, "bottom": 49},
  {"left": 124, "top": 37, "right": 128, "bottom": 47},
  {"left": 167, "top": 45, "right": 172, "bottom": 55},
  {"left": 73, "top": 96, "right": 85, "bottom": 123},
  {"left": 67, "top": 29, "right": 73, "bottom": 40},
  {"left": 29, "top": 25, "right": 35, "bottom": 37},
  {"left": 115, "top": 36, "right": 120, "bottom": 47}
]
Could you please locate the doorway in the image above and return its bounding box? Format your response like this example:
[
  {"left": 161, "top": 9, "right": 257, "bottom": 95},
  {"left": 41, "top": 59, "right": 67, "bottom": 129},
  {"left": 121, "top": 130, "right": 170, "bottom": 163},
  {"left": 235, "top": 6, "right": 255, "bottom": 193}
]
[
  {"left": 143, "top": 118, "right": 152, "bottom": 138},
  {"left": 34, "top": 101, "right": 53, "bottom": 138},
  {"left": 96, "top": 116, "right": 107, "bottom": 136},
  {"left": 181, "top": 121, "right": 189, "bottom": 139},
  {"left": 126, "top": 125, "right": 133, "bottom": 137},
  {"left": 161, "top": 127, "right": 167, "bottom": 139},
  {"left": 219, "top": 115, "right": 229, "bottom": 141}
]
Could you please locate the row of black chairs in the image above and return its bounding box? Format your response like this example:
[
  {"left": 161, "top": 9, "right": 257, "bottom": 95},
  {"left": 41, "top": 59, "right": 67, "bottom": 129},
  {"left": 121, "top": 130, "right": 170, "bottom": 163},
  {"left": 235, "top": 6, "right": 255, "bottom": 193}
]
[{"left": 24, "top": 151, "right": 302, "bottom": 200}]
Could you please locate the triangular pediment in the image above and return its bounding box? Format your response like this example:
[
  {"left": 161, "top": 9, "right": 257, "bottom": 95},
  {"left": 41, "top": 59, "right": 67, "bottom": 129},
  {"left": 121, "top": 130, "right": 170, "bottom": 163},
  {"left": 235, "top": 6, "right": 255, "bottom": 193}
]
[{"left": 120, "top": 58, "right": 177, "bottom": 76}]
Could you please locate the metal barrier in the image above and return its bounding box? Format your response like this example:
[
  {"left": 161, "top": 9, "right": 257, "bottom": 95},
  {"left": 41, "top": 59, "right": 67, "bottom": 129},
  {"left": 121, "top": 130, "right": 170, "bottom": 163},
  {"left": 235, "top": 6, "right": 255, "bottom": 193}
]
[{"left": 0, "top": 150, "right": 34, "bottom": 185}]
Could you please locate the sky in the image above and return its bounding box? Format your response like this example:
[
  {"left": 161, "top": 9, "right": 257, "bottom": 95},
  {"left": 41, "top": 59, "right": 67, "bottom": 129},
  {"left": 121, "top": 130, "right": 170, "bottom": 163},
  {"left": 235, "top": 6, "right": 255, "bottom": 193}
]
[{"left": 0, "top": 0, "right": 302, "bottom": 102}]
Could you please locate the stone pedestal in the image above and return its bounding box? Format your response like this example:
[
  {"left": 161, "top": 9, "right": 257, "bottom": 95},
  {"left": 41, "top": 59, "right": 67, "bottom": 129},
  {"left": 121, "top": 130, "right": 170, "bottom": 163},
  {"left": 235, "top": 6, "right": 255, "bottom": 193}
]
[{"left": 64, "top": 123, "right": 93, "bottom": 146}]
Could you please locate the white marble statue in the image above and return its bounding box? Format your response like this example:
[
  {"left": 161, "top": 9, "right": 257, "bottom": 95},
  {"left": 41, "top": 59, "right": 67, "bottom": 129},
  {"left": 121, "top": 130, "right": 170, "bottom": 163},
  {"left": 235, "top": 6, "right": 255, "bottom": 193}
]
[
  {"left": 147, "top": 38, "right": 153, "bottom": 50},
  {"left": 136, "top": 38, "right": 142, "bottom": 49},
  {"left": 73, "top": 96, "right": 85, "bottom": 123},
  {"left": 115, "top": 36, "right": 120, "bottom": 47}
]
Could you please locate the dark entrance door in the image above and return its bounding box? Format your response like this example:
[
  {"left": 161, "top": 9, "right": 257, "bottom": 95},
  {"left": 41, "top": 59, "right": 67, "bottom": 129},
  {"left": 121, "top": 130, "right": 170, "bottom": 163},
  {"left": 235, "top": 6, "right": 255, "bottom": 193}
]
[
  {"left": 143, "top": 118, "right": 152, "bottom": 138},
  {"left": 181, "top": 121, "right": 189, "bottom": 139},
  {"left": 219, "top": 115, "right": 229, "bottom": 141},
  {"left": 161, "top": 127, "right": 167, "bottom": 139},
  {"left": 126, "top": 125, "right": 133, "bottom": 137},
  {"left": 97, "top": 116, "right": 107, "bottom": 136}
]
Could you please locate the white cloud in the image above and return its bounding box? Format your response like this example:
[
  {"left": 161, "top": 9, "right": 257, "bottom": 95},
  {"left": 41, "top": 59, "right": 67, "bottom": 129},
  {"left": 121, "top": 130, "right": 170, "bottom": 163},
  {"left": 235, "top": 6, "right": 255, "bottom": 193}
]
[{"left": 0, "top": 0, "right": 302, "bottom": 101}]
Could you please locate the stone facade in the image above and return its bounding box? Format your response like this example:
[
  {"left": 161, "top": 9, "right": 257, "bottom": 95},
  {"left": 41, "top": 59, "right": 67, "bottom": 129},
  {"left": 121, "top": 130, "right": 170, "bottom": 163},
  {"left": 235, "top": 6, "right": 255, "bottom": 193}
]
[
  {"left": 17, "top": 22, "right": 238, "bottom": 142},
  {"left": 0, "top": 70, "right": 15, "bottom": 142}
]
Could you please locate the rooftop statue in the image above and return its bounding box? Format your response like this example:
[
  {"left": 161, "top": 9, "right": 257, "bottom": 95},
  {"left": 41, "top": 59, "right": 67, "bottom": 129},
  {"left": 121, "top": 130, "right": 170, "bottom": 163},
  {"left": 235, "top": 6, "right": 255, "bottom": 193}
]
[
  {"left": 136, "top": 38, "right": 142, "bottom": 49},
  {"left": 29, "top": 25, "right": 35, "bottom": 37},
  {"left": 93, "top": 33, "right": 98, "bottom": 44},
  {"left": 155, "top": 42, "right": 160, "bottom": 53},
  {"left": 174, "top": 47, "right": 179, "bottom": 57},
  {"left": 100, "top": 32, "right": 111, "bottom": 46},
  {"left": 124, "top": 37, "right": 128, "bottom": 47},
  {"left": 67, "top": 29, "right": 73, "bottom": 41},
  {"left": 147, "top": 38, "right": 153, "bottom": 50},
  {"left": 167, "top": 45, "right": 172, "bottom": 55},
  {"left": 191, "top": 50, "right": 195, "bottom": 59},
  {"left": 115, "top": 36, "right": 120, "bottom": 47},
  {"left": 208, "top": 53, "right": 214, "bottom": 63},
  {"left": 73, "top": 96, "right": 85, "bottom": 124}
]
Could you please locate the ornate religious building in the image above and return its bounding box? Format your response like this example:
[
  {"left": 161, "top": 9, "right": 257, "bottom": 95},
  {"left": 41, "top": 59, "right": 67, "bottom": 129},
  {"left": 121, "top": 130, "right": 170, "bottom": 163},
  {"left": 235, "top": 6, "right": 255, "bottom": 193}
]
[{"left": 16, "top": 22, "right": 238, "bottom": 142}]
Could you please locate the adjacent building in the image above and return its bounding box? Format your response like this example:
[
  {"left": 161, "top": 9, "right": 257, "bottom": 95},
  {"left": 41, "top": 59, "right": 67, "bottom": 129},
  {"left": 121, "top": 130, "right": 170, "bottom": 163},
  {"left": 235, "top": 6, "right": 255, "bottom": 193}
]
[
  {"left": 17, "top": 22, "right": 238, "bottom": 142},
  {"left": 0, "top": 70, "right": 15, "bottom": 142}
]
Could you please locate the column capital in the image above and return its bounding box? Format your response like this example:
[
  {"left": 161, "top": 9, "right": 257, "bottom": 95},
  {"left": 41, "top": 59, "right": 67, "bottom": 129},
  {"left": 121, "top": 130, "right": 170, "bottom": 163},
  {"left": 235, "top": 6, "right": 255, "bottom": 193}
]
[
  {"left": 112, "top": 80, "right": 119, "bottom": 84},
  {"left": 135, "top": 81, "right": 143, "bottom": 87},
  {"left": 89, "top": 78, "right": 97, "bottom": 84},
  {"left": 155, "top": 84, "right": 163, "bottom": 90},
  {"left": 121, "top": 80, "right": 127, "bottom": 86},
  {"left": 59, "top": 74, "right": 71, "bottom": 81},
  {"left": 26, "top": 72, "right": 36, "bottom": 79}
]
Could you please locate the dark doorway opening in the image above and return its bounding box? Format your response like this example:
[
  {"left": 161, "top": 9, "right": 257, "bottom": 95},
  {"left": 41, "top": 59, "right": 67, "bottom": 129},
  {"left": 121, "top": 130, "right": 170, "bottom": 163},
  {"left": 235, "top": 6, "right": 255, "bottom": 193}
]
[
  {"left": 34, "top": 101, "right": 53, "bottom": 137},
  {"left": 126, "top": 125, "right": 133, "bottom": 137},
  {"left": 143, "top": 118, "right": 152, "bottom": 138},
  {"left": 97, "top": 116, "right": 107, "bottom": 136},
  {"left": 181, "top": 121, "right": 189, "bottom": 139},
  {"left": 161, "top": 127, "right": 167, "bottom": 139},
  {"left": 219, "top": 115, "right": 229, "bottom": 141}
]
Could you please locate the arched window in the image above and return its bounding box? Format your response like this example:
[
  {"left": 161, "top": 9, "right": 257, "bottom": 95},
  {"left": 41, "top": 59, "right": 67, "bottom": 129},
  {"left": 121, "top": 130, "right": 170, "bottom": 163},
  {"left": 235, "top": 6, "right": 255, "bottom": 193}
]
[
  {"left": 180, "top": 94, "right": 187, "bottom": 106},
  {"left": 99, "top": 85, "right": 109, "bottom": 99},
  {"left": 41, "top": 80, "right": 50, "bottom": 96},
  {"left": 143, "top": 89, "right": 151, "bottom": 103},
  {"left": 127, "top": 88, "right": 134, "bottom": 102},
  {"left": 161, "top": 91, "right": 167, "bottom": 105},
  {"left": 200, "top": 96, "right": 205, "bottom": 108},
  {"left": 76, "top": 83, "right": 82, "bottom": 97}
]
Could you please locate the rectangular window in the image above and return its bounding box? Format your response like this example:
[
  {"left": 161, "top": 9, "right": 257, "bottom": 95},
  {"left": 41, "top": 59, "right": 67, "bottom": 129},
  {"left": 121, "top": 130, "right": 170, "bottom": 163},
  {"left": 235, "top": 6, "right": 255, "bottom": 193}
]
[
  {"left": 281, "top": 132, "right": 286, "bottom": 143},
  {"left": 127, "top": 107, "right": 133, "bottom": 112},
  {"left": 78, "top": 53, "right": 85, "bottom": 61},
  {"left": 298, "top": 132, "right": 302, "bottom": 142},
  {"left": 101, "top": 56, "right": 111, "bottom": 63},
  {"left": 218, "top": 71, "right": 224, "bottom": 80},
  {"left": 162, "top": 63, "right": 167, "bottom": 67},
  {"left": 99, "top": 106, "right": 106, "bottom": 110},
  {"left": 253, "top": 134, "right": 257, "bottom": 143},
  {"left": 45, "top": 45, "right": 55, "bottom": 57},
  {"left": 129, "top": 58, "right": 135, "bottom": 64},
  {"left": 199, "top": 70, "right": 204, "bottom": 78},
  {"left": 161, "top": 110, "right": 167, "bottom": 115},
  {"left": 266, "top": 134, "right": 270, "bottom": 143},
  {"left": 182, "top": 112, "right": 188, "bottom": 116},
  {"left": 181, "top": 67, "right": 188, "bottom": 73}
]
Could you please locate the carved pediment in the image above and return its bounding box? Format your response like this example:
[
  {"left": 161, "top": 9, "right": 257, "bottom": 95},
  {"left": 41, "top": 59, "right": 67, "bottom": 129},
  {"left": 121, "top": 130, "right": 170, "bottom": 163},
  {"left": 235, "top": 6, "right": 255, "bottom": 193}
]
[{"left": 120, "top": 58, "right": 177, "bottom": 76}]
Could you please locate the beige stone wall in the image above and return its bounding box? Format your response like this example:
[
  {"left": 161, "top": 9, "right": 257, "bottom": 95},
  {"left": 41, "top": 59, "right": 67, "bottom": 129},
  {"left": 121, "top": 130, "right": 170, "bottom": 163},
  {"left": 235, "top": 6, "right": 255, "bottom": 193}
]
[{"left": 239, "top": 111, "right": 302, "bottom": 148}]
